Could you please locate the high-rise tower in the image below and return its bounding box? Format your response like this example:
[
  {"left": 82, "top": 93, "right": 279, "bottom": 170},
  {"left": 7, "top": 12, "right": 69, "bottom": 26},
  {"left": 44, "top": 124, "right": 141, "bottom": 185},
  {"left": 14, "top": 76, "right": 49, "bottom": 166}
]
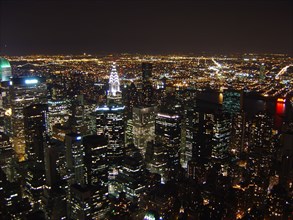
[
  {"left": 1, "top": 76, "right": 47, "bottom": 161},
  {"left": 155, "top": 112, "right": 181, "bottom": 170},
  {"left": 107, "top": 63, "right": 122, "bottom": 104},
  {"left": 142, "top": 63, "right": 152, "bottom": 82},
  {"left": 0, "top": 58, "right": 12, "bottom": 82},
  {"left": 133, "top": 105, "right": 157, "bottom": 157}
]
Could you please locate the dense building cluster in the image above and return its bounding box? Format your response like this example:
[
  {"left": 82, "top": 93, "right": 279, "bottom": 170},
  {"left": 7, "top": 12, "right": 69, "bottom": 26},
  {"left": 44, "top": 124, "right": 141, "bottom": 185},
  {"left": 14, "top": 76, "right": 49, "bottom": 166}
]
[{"left": 0, "top": 55, "right": 292, "bottom": 219}]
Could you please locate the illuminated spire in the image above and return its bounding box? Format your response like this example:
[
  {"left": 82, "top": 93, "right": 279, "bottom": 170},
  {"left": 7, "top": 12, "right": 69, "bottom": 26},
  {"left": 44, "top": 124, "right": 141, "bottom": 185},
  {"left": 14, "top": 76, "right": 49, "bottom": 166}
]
[{"left": 108, "top": 62, "right": 120, "bottom": 96}]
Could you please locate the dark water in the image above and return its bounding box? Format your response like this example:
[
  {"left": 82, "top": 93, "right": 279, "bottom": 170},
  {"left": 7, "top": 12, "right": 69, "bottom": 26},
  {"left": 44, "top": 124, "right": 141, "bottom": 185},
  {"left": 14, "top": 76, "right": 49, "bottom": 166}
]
[{"left": 197, "top": 91, "right": 291, "bottom": 130}]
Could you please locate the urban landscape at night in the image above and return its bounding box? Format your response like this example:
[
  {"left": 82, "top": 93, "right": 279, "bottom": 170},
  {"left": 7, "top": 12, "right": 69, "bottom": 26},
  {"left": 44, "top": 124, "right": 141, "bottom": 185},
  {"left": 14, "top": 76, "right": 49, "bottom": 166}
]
[
  {"left": 0, "top": 53, "right": 292, "bottom": 219},
  {"left": 0, "top": 0, "right": 292, "bottom": 219}
]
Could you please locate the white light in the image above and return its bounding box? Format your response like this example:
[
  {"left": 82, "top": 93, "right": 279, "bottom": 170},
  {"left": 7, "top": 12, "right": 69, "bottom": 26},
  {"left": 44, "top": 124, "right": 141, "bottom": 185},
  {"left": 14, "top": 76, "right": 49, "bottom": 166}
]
[
  {"left": 157, "top": 113, "right": 179, "bottom": 119},
  {"left": 95, "top": 106, "right": 110, "bottom": 111},
  {"left": 25, "top": 79, "right": 38, "bottom": 84},
  {"left": 112, "top": 106, "right": 125, "bottom": 111},
  {"left": 76, "top": 136, "right": 82, "bottom": 140}
]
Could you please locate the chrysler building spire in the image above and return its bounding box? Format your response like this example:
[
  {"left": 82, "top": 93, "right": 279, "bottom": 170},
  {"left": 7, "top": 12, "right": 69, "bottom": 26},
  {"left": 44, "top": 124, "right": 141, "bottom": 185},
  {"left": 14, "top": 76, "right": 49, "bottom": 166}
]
[
  {"left": 107, "top": 62, "right": 122, "bottom": 104},
  {"left": 108, "top": 62, "right": 120, "bottom": 96}
]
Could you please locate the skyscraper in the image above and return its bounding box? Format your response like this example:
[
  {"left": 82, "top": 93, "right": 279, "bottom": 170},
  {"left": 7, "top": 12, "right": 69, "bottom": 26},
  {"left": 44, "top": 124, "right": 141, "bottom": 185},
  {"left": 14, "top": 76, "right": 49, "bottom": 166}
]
[
  {"left": 147, "top": 141, "right": 169, "bottom": 183},
  {"left": 107, "top": 63, "right": 122, "bottom": 104},
  {"left": 155, "top": 112, "right": 181, "bottom": 170},
  {"left": 141, "top": 63, "right": 154, "bottom": 105},
  {"left": 0, "top": 58, "right": 12, "bottom": 82},
  {"left": 47, "top": 99, "right": 71, "bottom": 136},
  {"left": 142, "top": 63, "right": 153, "bottom": 82},
  {"left": 184, "top": 107, "right": 199, "bottom": 167},
  {"left": 95, "top": 105, "right": 125, "bottom": 167},
  {"left": 133, "top": 105, "right": 157, "bottom": 157},
  {"left": 65, "top": 133, "right": 85, "bottom": 186},
  {"left": 1, "top": 76, "right": 47, "bottom": 161},
  {"left": 23, "top": 104, "right": 47, "bottom": 211},
  {"left": 24, "top": 104, "right": 47, "bottom": 163},
  {"left": 222, "top": 90, "right": 243, "bottom": 115},
  {"left": 211, "top": 112, "right": 231, "bottom": 160},
  {"left": 192, "top": 109, "right": 231, "bottom": 161}
]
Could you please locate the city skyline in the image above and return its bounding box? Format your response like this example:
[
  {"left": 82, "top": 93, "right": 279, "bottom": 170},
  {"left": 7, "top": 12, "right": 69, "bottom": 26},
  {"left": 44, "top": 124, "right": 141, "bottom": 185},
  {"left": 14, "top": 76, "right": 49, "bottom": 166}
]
[
  {"left": 0, "top": 0, "right": 292, "bottom": 56},
  {"left": 0, "top": 0, "right": 292, "bottom": 219},
  {"left": 0, "top": 54, "right": 292, "bottom": 219}
]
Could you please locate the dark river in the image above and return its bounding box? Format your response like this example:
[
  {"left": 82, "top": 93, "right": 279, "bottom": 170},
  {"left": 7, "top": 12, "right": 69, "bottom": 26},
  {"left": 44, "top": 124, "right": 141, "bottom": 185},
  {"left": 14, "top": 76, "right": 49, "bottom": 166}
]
[{"left": 197, "top": 91, "right": 291, "bottom": 130}]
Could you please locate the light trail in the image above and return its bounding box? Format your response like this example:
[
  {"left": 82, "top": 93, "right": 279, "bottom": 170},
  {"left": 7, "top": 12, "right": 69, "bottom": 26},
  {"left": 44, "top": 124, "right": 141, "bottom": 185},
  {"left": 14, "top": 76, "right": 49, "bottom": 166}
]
[{"left": 275, "top": 65, "right": 293, "bottom": 79}]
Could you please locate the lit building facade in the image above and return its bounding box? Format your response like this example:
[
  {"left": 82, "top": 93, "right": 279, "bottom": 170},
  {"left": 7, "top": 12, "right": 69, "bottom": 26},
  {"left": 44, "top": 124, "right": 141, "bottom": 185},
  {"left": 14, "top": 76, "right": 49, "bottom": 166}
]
[
  {"left": 107, "top": 63, "right": 122, "bottom": 104},
  {"left": 211, "top": 112, "right": 231, "bottom": 160},
  {"left": 24, "top": 104, "right": 47, "bottom": 163},
  {"left": 23, "top": 104, "right": 47, "bottom": 210},
  {"left": 47, "top": 99, "right": 71, "bottom": 135},
  {"left": 133, "top": 105, "right": 157, "bottom": 157},
  {"left": 83, "top": 135, "right": 109, "bottom": 218},
  {"left": 155, "top": 112, "right": 181, "bottom": 168},
  {"left": 95, "top": 105, "right": 125, "bottom": 167},
  {"left": 114, "top": 148, "right": 146, "bottom": 201},
  {"left": 65, "top": 133, "right": 85, "bottom": 186},
  {"left": 222, "top": 90, "right": 243, "bottom": 115},
  {"left": 1, "top": 76, "right": 47, "bottom": 161},
  {"left": 0, "top": 58, "right": 12, "bottom": 82},
  {"left": 184, "top": 107, "right": 199, "bottom": 167}
]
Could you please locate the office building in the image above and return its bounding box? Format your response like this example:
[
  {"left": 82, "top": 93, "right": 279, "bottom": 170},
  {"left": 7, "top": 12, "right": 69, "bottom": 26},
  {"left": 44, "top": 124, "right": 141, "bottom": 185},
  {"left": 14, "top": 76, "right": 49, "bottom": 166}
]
[
  {"left": 1, "top": 76, "right": 47, "bottom": 161},
  {"left": 83, "top": 135, "right": 109, "bottom": 218},
  {"left": 133, "top": 105, "right": 157, "bottom": 157},
  {"left": 65, "top": 133, "right": 85, "bottom": 186},
  {"left": 222, "top": 90, "right": 243, "bottom": 115},
  {"left": 0, "top": 58, "right": 12, "bottom": 82},
  {"left": 211, "top": 111, "right": 231, "bottom": 160},
  {"left": 47, "top": 99, "right": 71, "bottom": 135},
  {"left": 184, "top": 107, "right": 199, "bottom": 167},
  {"left": 147, "top": 141, "right": 169, "bottom": 183},
  {"left": 24, "top": 104, "right": 47, "bottom": 163},
  {"left": 155, "top": 111, "right": 181, "bottom": 168},
  {"left": 95, "top": 105, "right": 125, "bottom": 167},
  {"left": 142, "top": 63, "right": 152, "bottom": 82}
]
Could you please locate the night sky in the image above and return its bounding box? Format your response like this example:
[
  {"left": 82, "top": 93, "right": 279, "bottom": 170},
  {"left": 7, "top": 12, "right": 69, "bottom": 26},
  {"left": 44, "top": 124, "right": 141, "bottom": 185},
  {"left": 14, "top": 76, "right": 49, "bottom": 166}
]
[{"left": 0, "top": 0, "right": 292, "bottom": 56}]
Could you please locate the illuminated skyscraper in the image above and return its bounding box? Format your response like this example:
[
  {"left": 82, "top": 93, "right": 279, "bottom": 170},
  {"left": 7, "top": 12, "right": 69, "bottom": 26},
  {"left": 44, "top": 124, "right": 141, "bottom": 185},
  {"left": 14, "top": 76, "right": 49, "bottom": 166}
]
[
  {"left": 222, "top": 90, "right": 243, "bottom": 115},
  {"left": 222, "top": 90, "right": 245, "bottom": 156},
  {"left": 67, "top": 184, "right": 96, "bottom": 220},
  {"left": 95, "top": 105, "right": 125, "bottom": 166},
  {"left": 147, "top": 141, "right": 169, "bottom": 183},
  {"left": 133, "top": 105, "right": 157, "bottom": 157},
  {"left": 184, "top": 107, "right": 199, "bottom": 167},
  {"left": 211, "top": 112, "right": 231, "bottom": 160},
  {"left": 0, "top": 58, "right": 12, "bottom": 82},
  {"left": 23, "top": 104, "right": 47, "bottom": 211},
  {"left": 107, "top": 63, "right": 122, "bottom": 104},
  {"left": 155, "top": 112, "right": 181, "bottom": 170},
  {"left": 24, "top": 104, "right": 47, "bottom": 163},
  {"left": 114, "top": 147, "right": 146, "bottom": 200},
  {"left": 1, "top": 76, "right": 47, "bottom": 161},
  {"left": 70, "top": 95, "right": 88, "bottom": 135},
  {"left": 65, "top": 133, "right": 85, "bottom": 186},
  {"left": 47, "top": 99, "right": 71, "bottom": 135},
  {"left": 192, "top": 109, "right": 231, "bottom": 160},
  {"left": 0, "top": 133, "right": 14, "bottom": 182},
  {"left": 249, "top": 112, "right": 275, "bottom": 182}
]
